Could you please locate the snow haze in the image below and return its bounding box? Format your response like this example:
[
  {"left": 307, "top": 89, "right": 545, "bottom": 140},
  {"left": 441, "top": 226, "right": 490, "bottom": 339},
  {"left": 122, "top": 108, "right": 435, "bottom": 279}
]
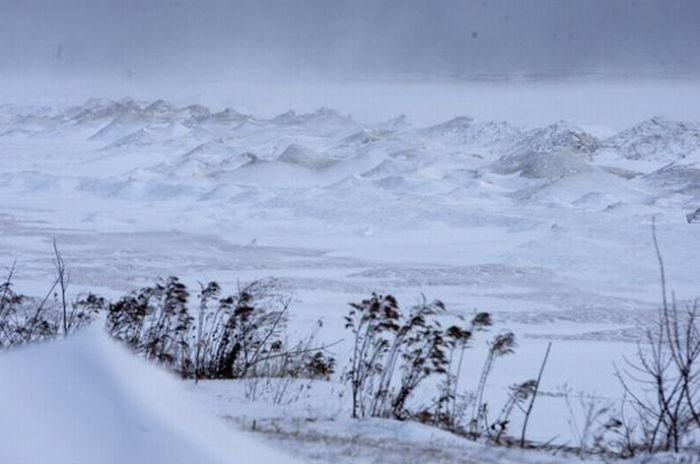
[
  {"left": 2, "top": 1, "right": 700, "bottom": 129},
  {"left": 2, "top": 0, "right": 699, "bottom": 77}
]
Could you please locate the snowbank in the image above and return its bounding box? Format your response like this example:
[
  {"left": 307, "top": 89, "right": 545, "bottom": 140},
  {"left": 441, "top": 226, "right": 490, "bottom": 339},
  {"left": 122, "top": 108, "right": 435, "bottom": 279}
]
[{"left": 0, "top": 329, "right": 298, "bottom": 464}]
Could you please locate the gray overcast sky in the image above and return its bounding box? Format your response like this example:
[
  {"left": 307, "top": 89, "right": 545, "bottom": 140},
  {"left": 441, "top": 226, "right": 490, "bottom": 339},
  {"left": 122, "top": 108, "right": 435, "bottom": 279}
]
[{"left": 1, "top": 0, "right": 699, "bottom": 78}]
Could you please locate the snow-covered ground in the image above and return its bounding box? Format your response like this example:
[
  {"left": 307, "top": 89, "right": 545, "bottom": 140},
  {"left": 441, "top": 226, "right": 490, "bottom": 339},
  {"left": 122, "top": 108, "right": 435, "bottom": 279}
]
[
  {"left": 0, "top": 327, "right": 617, "bottom": 464},
  {"left": 0, "top": 328, "right": 298, "bottom": 464},
  {"left": 1, "top": 84, "right": 699, "bottom": 461}
]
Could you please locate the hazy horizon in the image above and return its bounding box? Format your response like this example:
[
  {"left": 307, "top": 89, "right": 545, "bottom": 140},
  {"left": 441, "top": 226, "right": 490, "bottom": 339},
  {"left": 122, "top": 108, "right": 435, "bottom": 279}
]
[
  {"left": 2, "top": 0, "right": 699, "bottom": 81},
  {"left": 3, "top": 0, "right": 700, "bottom": 128}
]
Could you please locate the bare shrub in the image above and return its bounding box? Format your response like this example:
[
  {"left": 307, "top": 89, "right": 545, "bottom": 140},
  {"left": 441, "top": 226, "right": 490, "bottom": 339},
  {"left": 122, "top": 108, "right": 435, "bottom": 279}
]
[
  {"left": 194, "top": 278, "right": 291, "bottom": 379},
  {"left": 106, "top": 276, "right": 193, "bottom": 370},
  {"left": 244, "top": 321, "right": 336, "bottom": 405},
  {"left": 107, "top": 277, "right": 336, "bottom": 381},
  {"left": 559, "top": 387, "right": 617, "bottom": 457},
  {"left": 469, "top": 331, "right": 517, "bottom": 438},
  {"left": 436, "top": 312, "right": 492, "bottom": 430},
  {"left": 614, "top": 220, "right": 700, "bottom": 454},
  {"left": 490, "top": 380, "right": 537, "bottom": 444},
  {"left": 52, "top": 239, "right": 69, "bottom": 336},
  {"left": 616, "top": 299, "right": 700, "bottom": 453},
  {"left": 344, "top": 293, "right": 494, "bottom": 424},
  {"left": 0, "top": 258, "right": 102, "bottom": 349},
  {"left": 345, "top": 293, "right": 400, "bottom": 419},
  {"left": 2, "top": 257, "right": 334, "bottom": 386}
]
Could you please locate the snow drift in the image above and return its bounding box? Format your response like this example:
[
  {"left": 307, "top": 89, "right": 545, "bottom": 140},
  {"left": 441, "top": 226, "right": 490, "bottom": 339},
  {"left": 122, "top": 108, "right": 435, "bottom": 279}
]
[{"left": 0, "top": 329, "right": 298, "bottom": 464}]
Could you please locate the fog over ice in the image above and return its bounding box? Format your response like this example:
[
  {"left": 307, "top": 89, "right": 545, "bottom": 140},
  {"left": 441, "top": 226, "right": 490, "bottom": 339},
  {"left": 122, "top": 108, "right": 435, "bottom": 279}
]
[
  {"left": 1, "top": 0, "right": 699, "bottom": 126},
  {"left": 3, "top": 0, "right": 699, "bottom": 77}
]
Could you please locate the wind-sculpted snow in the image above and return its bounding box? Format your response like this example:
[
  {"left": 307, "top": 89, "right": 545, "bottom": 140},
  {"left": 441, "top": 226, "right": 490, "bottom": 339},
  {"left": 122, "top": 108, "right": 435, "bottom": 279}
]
[
  {"left": 1, "top": 98, "right": 693, "bottom": 185},
  {"left": 491, "top": 150, "right": 595, "bottom": 180},
  {"left": 2, "top": 98, "right": 700, "bottom": 226},
  {"left": 511, "top": 122, "right": 601, "bottom": 156},
  {"left": 644, "top": 164, "right": 700, "bottom": 199},
  {"left": 272, "top": 107, "right": 352, "bottom": 126},
  {"left": 604, "top": 117, "right": 700, "bottom": 162},
  {"left": 420, "top": 116, "right": 521, "bottom": 148},
  {"left": 0, "top": 328, "right": 299, "bottom": 464},
  {"left": 0, "top": 98, "right": 698, "bottom": 324},
  {"left": 277, "top": 144, "right": 337, "bottom": 169}
]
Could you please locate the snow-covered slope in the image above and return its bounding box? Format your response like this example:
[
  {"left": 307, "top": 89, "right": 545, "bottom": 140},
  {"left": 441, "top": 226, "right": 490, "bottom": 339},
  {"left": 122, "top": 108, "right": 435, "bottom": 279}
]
[
  {"left": 604, "top": 117, "right": 700, "bottom": 162},
  {"left": 0, "top": 329, "right": 298, "bottom": 464}
]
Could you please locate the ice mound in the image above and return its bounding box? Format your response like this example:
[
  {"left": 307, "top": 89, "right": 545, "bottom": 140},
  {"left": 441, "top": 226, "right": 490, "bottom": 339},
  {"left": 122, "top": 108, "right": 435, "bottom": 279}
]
[
  {"left": 88, "top": 111, "right": 148, "bottom": 142},
  {"left": 375, "top": 114, "right": 411, "bottom": 131},
  {"left": 491, "top": 149, "right": 594, "bottom": 179},
  {"left": 105, "top": 120, "right": 191, "bottom": 149},
  {"left": 643, "top": 163, "right": 700, "bottom": 199},
  {"left": 271, "top": 107, "right": 354, "bottom": 128},
  {"left": 361, "top": 159, "right": 405, "bottom": 178},
  {"left": 167, "top": 141, "right": 257, "bottom": 177},
  {"left": 512, "top": 121, "right": 600, "bottom": 155},
  {"left": 180, "top": 104, "right": 211, "bottom": 121},
  {"left": 1, "top": 110, "right": 57, "bottom": 134},
  {"left": 184, "top": 140, "right": 240, "bottom": 160},
  {"left": 277, "top": 143, "right": 336, "bottom": 169},
  {"left": 422, "top": 116, "right": 476, "bottom": 136},
  {"left": 2, "top": 98, "right": 700, "bottom": 216},
  {"left": 329, "top": 129, "right": 391, "bottom": 160},
  {"left": 327, "top": 174, "right": 369, "bottom": 190},
  {"left": 605, "top": 116, "right": 700, "bottom": 162},
  {"left": 65, "top": 98, "right": 143, "bottom": 125},
  {"left": 144, "top": 99, "right": 179, "bottom": 116},
  {"left": 340, "top": 129, "right": 382, "bottom": 145},
  {"left": 169, "top": 143, "right": 257, "bottom": 178},
  {"left": 511, "top": 169, "right": 643, "bottom": 206},
  {"left": 85, "top": 100, "right": 208, "bottom": 144},
  {"left": 422, "top": 116, "right": 520, "bottom": 146},
  {"left": 208, "top": 107, "right": 252, "bottom": 124},
  {"left": 0, "top": 328, "right": 297, "bottom": 464},
  {"left": 60, "top": 99, "right": 196, "bottom": 132},
  {"left": 214, "top": 157, "right": 323, "bottom": 188}
]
